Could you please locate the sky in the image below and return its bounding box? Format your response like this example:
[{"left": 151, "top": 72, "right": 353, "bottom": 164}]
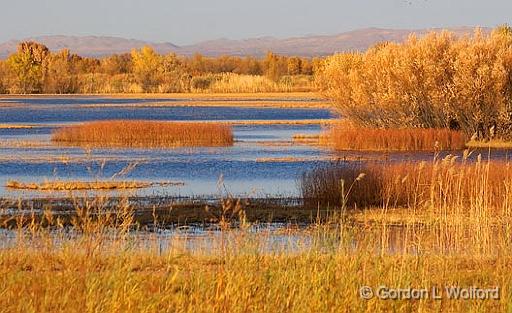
[{"left": 0, "top": 0, "right": 510, "bottom": 45}]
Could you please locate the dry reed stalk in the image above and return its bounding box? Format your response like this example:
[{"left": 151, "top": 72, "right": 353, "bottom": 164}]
[
  {"left": 323, "top": 122, "right": 466, "bottom": 151},
  {"left": 51, "top": 120, "right": 234, "bottom": 148},
  {"left": 301, "top": 155, "right": 512, "bottom": 217}
]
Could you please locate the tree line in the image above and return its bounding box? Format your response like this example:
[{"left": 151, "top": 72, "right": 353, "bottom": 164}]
[
  {"left": 0, "top": 43, "right": 318, "bottom": 94},
  {"left": 316, "top": 25, "right": 512, "bottom": 140}
]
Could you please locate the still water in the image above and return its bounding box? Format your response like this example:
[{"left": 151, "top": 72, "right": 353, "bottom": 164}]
[{"left": 0, "top": 97, "right": 336, "bottom": 198}]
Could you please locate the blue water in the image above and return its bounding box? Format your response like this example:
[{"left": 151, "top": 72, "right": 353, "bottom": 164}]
[{"left": 0, "top": 97, "right": 336, "bottom": 198}]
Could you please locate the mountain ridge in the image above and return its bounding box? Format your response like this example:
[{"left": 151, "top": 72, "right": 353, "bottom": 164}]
[{"left": 0, "top": 27, "right": 490, "bottom": 59}]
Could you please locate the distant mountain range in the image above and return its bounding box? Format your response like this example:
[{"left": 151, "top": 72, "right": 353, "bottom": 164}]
[{"left": 0, "top": 27, "right": 490, "bottom": 59}]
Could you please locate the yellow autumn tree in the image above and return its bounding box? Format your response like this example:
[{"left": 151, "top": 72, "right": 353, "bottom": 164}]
[
  {"left": 316, "top": 26, "right": 512, "bottom": 140},
  {"left": 131, "top": 46, "right": 162, "bottom": 92}
]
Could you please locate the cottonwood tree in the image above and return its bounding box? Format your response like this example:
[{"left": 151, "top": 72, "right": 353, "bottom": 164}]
[
  {"left": 6, "top": 41, "right": 49, "bottom": 93},
  {"left": 131, "top": 46, "right": 162, "bottom": 92}
]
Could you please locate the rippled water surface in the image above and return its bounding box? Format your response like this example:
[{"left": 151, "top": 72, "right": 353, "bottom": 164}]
[{"left": 0, "top": 97, "right": 337, "bottom": 198}]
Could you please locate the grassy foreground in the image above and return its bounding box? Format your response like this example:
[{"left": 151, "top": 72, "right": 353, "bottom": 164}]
[{"left": 0, "top": 215, "right": 510, "bottom": 312}]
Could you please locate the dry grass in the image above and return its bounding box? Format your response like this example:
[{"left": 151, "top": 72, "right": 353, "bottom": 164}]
[
  {"left": 0, "top": 158, "right": 511, "bottom": 312},
  {"left": 301, "top": 154, "right": 512, "bottom": 212},
  {"left": 230, "top": 119, "right": 332, "bottom": 126},
  {"left": 190, "top": 73, "right": 314, "bottom": 93},
  {"left": 323, "top": 122, "right": 467, "bottom": 151},
  {"left": 292, "top": 133, "right": 321, "bottom": 145},
  {"left": 0, "top": 92, "right": 321, "bottom": 99},
  {"left": 0, "top": 192, "right": 511, "bottom": 312},
  {"left": 51, "top": 120, "right": 234, "bottom": 148},
  {"left": 0, "top": 124, "right": 34, "bottom": 129},
  {"left": 466, "top": 139, "right": 512, "bottom": 149},
  {"left": 5, "top": 180, "right": 183, "bottom": 191}
]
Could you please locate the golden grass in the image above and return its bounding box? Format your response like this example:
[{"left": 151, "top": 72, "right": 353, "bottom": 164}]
[
  {"left": 0, "top": 92, "right": 321, "bottom": 100},
  {"left": 0, "top": 124, "right": 34, "bottom": 129},
  {"left": 301, "top": 154, "right": 512, "bottom": 211},
  {"left": 0, "top": 156, "right": 511, "bottom": 312},
  {"left": 292, "top": 133, "right": 321, "bottom": 145},
  {"left": 323, "top": 122, "right": 467, "bottom": 151},
  {"left": 5, "top": 180, "right": 183, "bottom": 191},
  {"left": 0, "top": 196, "right": 511, "bottom": 312},
  {"left": 191, "top": 73, "right": 314, "bottom": 93},
  {"left": 255, "top": 156, "right": 322, "bottom": 163},
  {"left": 0, "top": 243, "right": 509, "bottom": 312},
  {"left": 466, "top": 139, "right": 512, "bottom": 149},
  {"left": 230, "top": 119, "right": 332, "bottom": 126},
  {"left": 255, "top": 156, "right": 355, "bottom": 163},
  {"left": 51, "top": 120, "right": 234, "bottom": 148}
]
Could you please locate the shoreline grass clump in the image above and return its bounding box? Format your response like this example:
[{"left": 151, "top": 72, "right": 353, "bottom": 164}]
[
  {"left": 323, "top": 122, "right": 466, "bottom": 151},
  {"left": 5, "top": 180, "right": 183, "bottom": 191},
  {"left": 51, "top": 120, "right": 234, "bottom": 148},
  {"left": 301, "top": 155, "right": 512, "bottom": 212}
]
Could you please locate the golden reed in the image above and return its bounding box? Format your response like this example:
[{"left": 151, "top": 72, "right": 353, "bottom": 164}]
[
  {"left": 51, "top": 120, "right": 234, "bottom": 148},
  {"left": 323, "top": 123, "right": 466, "bottom": 151}
]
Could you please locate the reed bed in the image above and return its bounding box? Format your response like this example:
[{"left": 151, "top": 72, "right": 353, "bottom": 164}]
[
  {"left": 0, "top": 124, "right": 34, "bottom": 129},
  {"left": 190, "top": 73, "right": 314, "bottom": 93},
  {"left": 323, "top": 122, "right": 466, "bottom": 151},
  {"left": 51, "top": 120, "right": 234, "bottom": 148},
  {"left": 301, "top": 154, "right": 512, "bottom": 214}
]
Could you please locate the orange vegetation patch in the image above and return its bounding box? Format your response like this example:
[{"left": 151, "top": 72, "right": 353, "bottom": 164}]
[
  {"left": 323, "top": 123, "right": 466, "bottom": 151},
  {"left": 301, "top": 156, "right": 512, "bottom": 209},
  {"left": 230, "top": 119, "right": 332, "bottom": 126},
  {"left": 51, "top": 120, "right": 234, "bottom": 148},
  {"left": 5, "top": 180, "right": 183, "bottom": 191}
]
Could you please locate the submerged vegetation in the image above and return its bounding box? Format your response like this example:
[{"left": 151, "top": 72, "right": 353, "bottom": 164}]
[{"left": 51, "top": 120, "right": 234, "bottom": 148}]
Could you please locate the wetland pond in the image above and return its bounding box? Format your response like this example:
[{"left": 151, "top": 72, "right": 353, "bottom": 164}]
[
  {"left": 1, "top": 96, "right": 511, "bottom": 201},
  {"left": 2, "top": 96, "right": 511, "bottom": 252},
  {"left": 0, "top": 96, "right": 336, "bottom": 200}
]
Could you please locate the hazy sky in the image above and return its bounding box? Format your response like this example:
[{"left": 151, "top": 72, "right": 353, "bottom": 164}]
[{"left": 0, "top": 0, "right": 510, "bottom": 45}]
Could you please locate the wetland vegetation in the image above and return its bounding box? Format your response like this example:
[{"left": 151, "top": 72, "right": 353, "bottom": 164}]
[
  {"left": 2, "top": 26, "right": 512, "bottom": 312},
  {"left": 51, "top": 120, "right": 234, "bottom": 148}
]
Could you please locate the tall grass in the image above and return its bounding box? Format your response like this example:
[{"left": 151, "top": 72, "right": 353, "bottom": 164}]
[
  {"left": 1, "top": 150, "right": 511, "bottom": 311},
  {"left": 301, "top": 154, "right": 512, "bottom": 214},
  {"left": 0, "top": 189, "right": 511, "bottom": 312},
  {"left": 51, "top": 120, "right": 234, "bottom": 148},
  {"left": 323, "top": 122, "right": 466, "bottom": 151},
  {"left": 190, "top": 73, "right": 314, "bottom": 93}
]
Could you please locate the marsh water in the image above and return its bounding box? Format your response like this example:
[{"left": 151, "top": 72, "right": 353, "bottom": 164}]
[
  {"left": 1, "top": 96, "right": 511, "bottom": 201},
  {"left": 2, "top": 96, "right": 511, "bottom": 252},
  {"left": 0, "top": 96, "right": 338, "bottom": 199}
]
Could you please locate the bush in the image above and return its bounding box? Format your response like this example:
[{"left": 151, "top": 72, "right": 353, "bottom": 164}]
[{"left": 316, "top": 27, "right": 512, "bottom": 140}]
